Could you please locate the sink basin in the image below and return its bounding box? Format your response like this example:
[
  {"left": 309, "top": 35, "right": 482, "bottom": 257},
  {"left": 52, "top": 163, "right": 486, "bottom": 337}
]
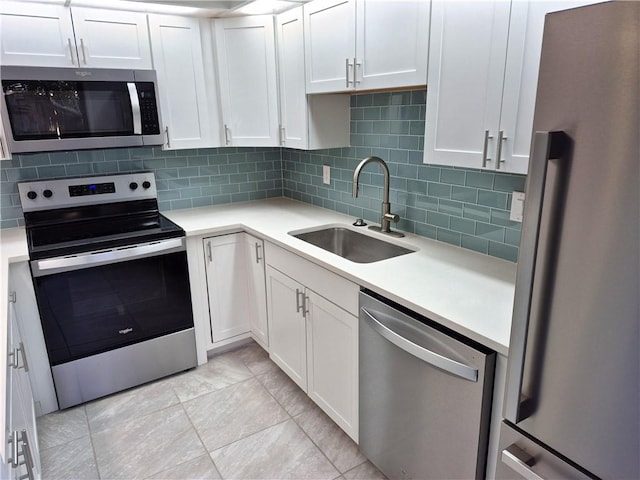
[{"left": 290, "top": 226, "right": 415, "bottom": 263}]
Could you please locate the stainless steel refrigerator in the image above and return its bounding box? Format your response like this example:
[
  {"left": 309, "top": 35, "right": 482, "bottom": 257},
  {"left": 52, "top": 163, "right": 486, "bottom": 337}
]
[{"left": 497, "top": 2, "right": 639, "bottom": 479}]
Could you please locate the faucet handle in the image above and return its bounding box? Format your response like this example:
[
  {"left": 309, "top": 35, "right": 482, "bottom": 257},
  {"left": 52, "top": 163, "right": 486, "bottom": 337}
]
[{"left": 384, "top": 212, "right": 400, "bottom": 223}]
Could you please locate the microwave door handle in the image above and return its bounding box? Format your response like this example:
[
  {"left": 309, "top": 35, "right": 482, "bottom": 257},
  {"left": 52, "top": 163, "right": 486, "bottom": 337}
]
[{"left": 127, "top": 83, "right": 142, "bottom": 135}]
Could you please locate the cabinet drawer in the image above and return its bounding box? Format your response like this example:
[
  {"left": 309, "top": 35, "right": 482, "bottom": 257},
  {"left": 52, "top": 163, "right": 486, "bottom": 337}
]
[{"left": 264, "top": 241, "right": 359, "bottom": 317}]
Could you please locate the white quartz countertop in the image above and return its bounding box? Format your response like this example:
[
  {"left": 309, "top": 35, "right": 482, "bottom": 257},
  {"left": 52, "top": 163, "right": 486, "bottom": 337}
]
[{"left": 163, "top": 198, "right": 517, "bottom": 355}]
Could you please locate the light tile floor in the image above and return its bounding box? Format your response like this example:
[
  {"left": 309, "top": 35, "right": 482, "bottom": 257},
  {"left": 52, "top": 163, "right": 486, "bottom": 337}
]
[{"left": 37, "top": 341, "right": 387, "bottom": 480}]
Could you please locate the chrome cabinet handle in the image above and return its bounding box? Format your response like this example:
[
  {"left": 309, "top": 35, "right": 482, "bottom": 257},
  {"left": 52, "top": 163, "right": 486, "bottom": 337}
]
[
  {"left": 80, "top": 38, "right": 88, "bottom": 65},
  {"left": 127, "top": 83, "right": 142, "bottom": 135},
  {"left": 295, "top": 288, "right": 304, "bottom": 314},
  {"left": 481, "top": 130, "right": 493, "bottom": 167},
  {"left": 254, "top": 242, "right": 262, "bottom": 263},
  {"left": 19, "top": 430, "right": 35, "bottom": 480},
  {"left": 8, "top": 347, "right": 19, "bottom": 369},
  {"left": 345, "top": 58, "right": 353, "bottom": 87},
  {"left": 224, "top": 124, "right": 231, "bottom": 145},
  {"left": 8, "top": 430, "right": 19, "bottom": 468},
  {"left": 17, "top": 342, "right": 29, "bottom": 373},
  {"left": 165, "top": 126, "right": 171, "bottom": 148},
  {"left": 495, "top": 130, "right": 507, "bottom": 170},
  {"left": 361, "top": 307, "right": 479, "bottom": 382},
  {"left": 304, "top": 295, "right": 309, "bottom": 317},
  {"left": 9, "top": 291, "right": 16, "bottom": 304},
  {"left": 0, "top": 135, "right": 6, "bottom": 159},
  {"left": 501, "top": 445, "right": 545, "bottom": 480},
  {"left": 504, "top": 131, "right": 570, "bottom": 423},
  {"left": 68, "top": 38, "right": 76, "bottom": 65},
  {"left": 279, "top": 125, "right": 286, "bottom": 146},
  {"left": 206, "top": 241, "right": 212, "bottom": 262},
  {"left": 353, "top": 58, "right": 361, "bottom": 85}
]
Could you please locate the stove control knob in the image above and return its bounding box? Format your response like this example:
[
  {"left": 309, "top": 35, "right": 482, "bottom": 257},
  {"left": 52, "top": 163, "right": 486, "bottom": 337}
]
[
  {"left": 27, "top": 190, "right": 37, "bottom": 200},
  {"left": 142, "top": 181, "right": 151, "bottom": 189},
  {"left": 43, "top": 189, "right": 53, "bottom": 198},
  {"left": 129, "top": 182, "right": 138, "bottom": 190}
]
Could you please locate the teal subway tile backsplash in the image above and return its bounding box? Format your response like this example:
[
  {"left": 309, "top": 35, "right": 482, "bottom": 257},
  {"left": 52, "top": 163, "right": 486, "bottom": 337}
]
[
  {"left": 0, "top": 146, "right": 282, "bottom": 229},
  {"left": 283, "top": 88, "right": 524, "bottom": 263},
  {"left": 1, "top": 88, "right": 524, "bottom": 262}
]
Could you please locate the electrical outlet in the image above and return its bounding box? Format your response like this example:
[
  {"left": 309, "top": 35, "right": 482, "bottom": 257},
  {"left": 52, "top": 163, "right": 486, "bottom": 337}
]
[
  {"left": 323, "top": 165, "right": 330, "bottom": 184},
  {"left": 510, "top": 191, "right": 525, "bottom": 222}
]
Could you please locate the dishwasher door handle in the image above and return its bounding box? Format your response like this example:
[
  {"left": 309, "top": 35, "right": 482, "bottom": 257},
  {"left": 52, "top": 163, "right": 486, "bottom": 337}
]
[{"left": 361, "top": 307, "right": 478, "bottom": 382}]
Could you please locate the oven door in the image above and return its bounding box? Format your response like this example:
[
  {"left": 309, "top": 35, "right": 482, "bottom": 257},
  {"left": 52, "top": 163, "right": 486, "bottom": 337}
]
[{"left": 30, "top": 238, "right": 193, "bottom": 367}]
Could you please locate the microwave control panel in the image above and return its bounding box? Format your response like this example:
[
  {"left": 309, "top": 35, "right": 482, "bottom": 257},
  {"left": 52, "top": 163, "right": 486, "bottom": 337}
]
[{"left": 138, "top": 83, "right": 160, "bottom": 135}]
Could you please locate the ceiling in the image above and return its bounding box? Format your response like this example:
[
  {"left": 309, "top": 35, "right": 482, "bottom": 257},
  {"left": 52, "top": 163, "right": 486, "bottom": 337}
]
[{"left": 107, "top": 0, "right": 311, "bottom": 16}]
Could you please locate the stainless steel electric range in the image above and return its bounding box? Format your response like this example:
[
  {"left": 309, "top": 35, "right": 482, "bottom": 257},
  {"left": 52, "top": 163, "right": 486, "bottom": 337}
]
[{"left": 18, "top": 172, "right": 196, "bottom": 409}]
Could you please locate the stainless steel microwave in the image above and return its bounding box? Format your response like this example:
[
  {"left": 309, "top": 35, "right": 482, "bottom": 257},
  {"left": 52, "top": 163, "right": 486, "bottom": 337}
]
[{"left": 1, "top": 66, "right": 163, "bottom": 153}]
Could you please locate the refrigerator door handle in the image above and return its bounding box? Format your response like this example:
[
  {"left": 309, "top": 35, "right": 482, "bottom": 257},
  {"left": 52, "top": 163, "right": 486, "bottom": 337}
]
[
  {"left": 501, "top": 445, "right": 545, "bottom": 480},
  {"left": 504, "top": 131, "right": 570, "bottom": 423}
]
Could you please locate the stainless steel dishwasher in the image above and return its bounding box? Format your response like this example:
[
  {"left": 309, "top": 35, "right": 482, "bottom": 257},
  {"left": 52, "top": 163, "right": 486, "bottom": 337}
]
[{"left": 359, "top": 290, "right": 495, "bottom": 480}]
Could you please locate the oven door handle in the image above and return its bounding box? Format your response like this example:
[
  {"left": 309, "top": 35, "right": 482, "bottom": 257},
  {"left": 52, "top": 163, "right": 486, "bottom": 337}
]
[{"left": 31, "top": 237, "right": 186, "bottom": 277}]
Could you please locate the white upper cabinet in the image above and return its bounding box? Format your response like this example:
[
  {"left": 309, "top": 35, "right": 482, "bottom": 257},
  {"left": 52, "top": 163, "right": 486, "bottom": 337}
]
[
  {"left": 214, "top": 16, "right": 280, "bottom": 147},
  {"left": 303, "top": 0, "right": 429, "bottom": 93},
  {"left": 149, "top": 14, "right": 213, "bottom": 150},
  {"left": 276, "top": 7, "right": 350, "bottom": 149},
  {"left": 70, "top": 7, "right": 152, "bottom": 69},
  {"left": 0, "top": 1, "right": 77, "bottom": 67},
  {"left": 0, "top": 2, "right": 151, "bottom": 69},
  {"left": 424, "top": 0, "right": 510, "bottom": 170},
  {"left": 424, "top": 0, "right": 603, "bottom": 174},
  {"left": 354, "top": 0, "right": 430, "bottom": 90}
]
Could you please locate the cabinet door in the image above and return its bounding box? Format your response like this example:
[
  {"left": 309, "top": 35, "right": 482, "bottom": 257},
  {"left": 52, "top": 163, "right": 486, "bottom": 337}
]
[
  {"left": 424, "top": 0, "right": 511, "bottom": 168},
  {"left": 276, "top": 7, "right": 308, "bottom": 149},
  {"left": 306, "top": 290, "right": 359, "bottom": 441},
  {"left": 244, "top": 234, "right": 269, "bottom": 348},
  {"left": 149, "top": 14, "right": 212, "bottom": 150},
  {"left": 204, "top": 234, "right": 251, "bottom": 344},
  {"left": 304, "top": 0, "right": 356, "bottom": 93},
  {"left": 355, "top": 0, "right": 429, "bottom": 90},
  {"left": 265, "top": 266, "right": 307, "bottom": 390},
  {"left": 498, "top": 0, "right": 604, "bottom": 174},
  {"left": 0, "top": 1, "right": 77, "bottom": 67},
  {"left": 70, "top": 7, "right": 152, "bottom": 69},
  {"left": 8, "top": 300, "right": 40, "bottom": 479},
  {"left": 214, "top": 16, "right": 279, "bottom": 147}
]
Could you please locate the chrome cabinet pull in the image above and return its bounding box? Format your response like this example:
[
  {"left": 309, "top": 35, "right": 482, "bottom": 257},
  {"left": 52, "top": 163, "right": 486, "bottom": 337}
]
[
  {"left": 361, "top": 307, "right": 479, "bottom": 382},
  {"left": 254, "top": 242, "right": 262, "bottom": 263},
  {"left": 80, "top": 38, "right": 88, "bottom": 65},
  {"left": 224, "top": 124, "right": 231, "bottom": 145},
  {"left": 481, "top": 130, "right": 493, "bottom": 167},
  {"left": 495, "top": 130, "right": 507, "bottom": 170},
  {"left": 8, "top": 291, "right": 16, "bottom": 304},
  {"left": 304, "top": 295, "right": 309, "bottom": 317},
  {"left": 19, "top": 430, "right": 35, "bottom": 480},
  {"left": 18, "top": 342, "right": 29, "bottom": 373},
  {"left": 295, "top": 288, "right": 304, "bottom": 314},
  {"left": 206, "top": 241, "right": 212, "bottom": 262},
  {"left": 353, "top": 58, "right": 361, "bottom": 85},
  {"left": 165, "top": 126, "right": 171, "bottom": 148},
  {"left": 68, "top": 38, "right": 76, "bottom": 65},
  {"left": 279, "top": 125, "right": 286, "bottom": 146},
  {"left": 345, "top": 58, "right": 353, "bottom": 87},
  {"left": 501, "top": 445, "right": 545, "bottom": 480},
  {"left": 8, "top": 430, "right": 19, "bottom": 468},
  {"left": 8, "top": 347, "right": 19, "bottom": 369},
  {"left": 504, "top": 131, "right": 570, "bottom": 423}
]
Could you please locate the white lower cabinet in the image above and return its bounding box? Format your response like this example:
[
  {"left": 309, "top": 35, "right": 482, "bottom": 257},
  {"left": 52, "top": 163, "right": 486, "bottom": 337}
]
[
  {"left": 244, "top": 234, "right": 269, "bottom": 349},
  {"left": 187, "top": 232, "right": 268, "bottom": 362},
  {"left": 3, "top": 284, "right": 41, "bottom": 479},
  {"left": 265, "top": 242, "right": 359, "bottom": 441}
]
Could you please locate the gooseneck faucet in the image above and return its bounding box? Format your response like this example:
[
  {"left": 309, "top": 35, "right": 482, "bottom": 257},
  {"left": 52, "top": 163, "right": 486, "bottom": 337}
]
[{"left": 352, "top": 156, "right": 404, "bottom": 237}]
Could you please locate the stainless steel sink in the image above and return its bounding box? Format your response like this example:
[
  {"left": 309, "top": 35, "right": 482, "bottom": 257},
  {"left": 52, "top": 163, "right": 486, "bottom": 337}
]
[{"left": 291, "top": 226, "right": 415, "bottom": 263}]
